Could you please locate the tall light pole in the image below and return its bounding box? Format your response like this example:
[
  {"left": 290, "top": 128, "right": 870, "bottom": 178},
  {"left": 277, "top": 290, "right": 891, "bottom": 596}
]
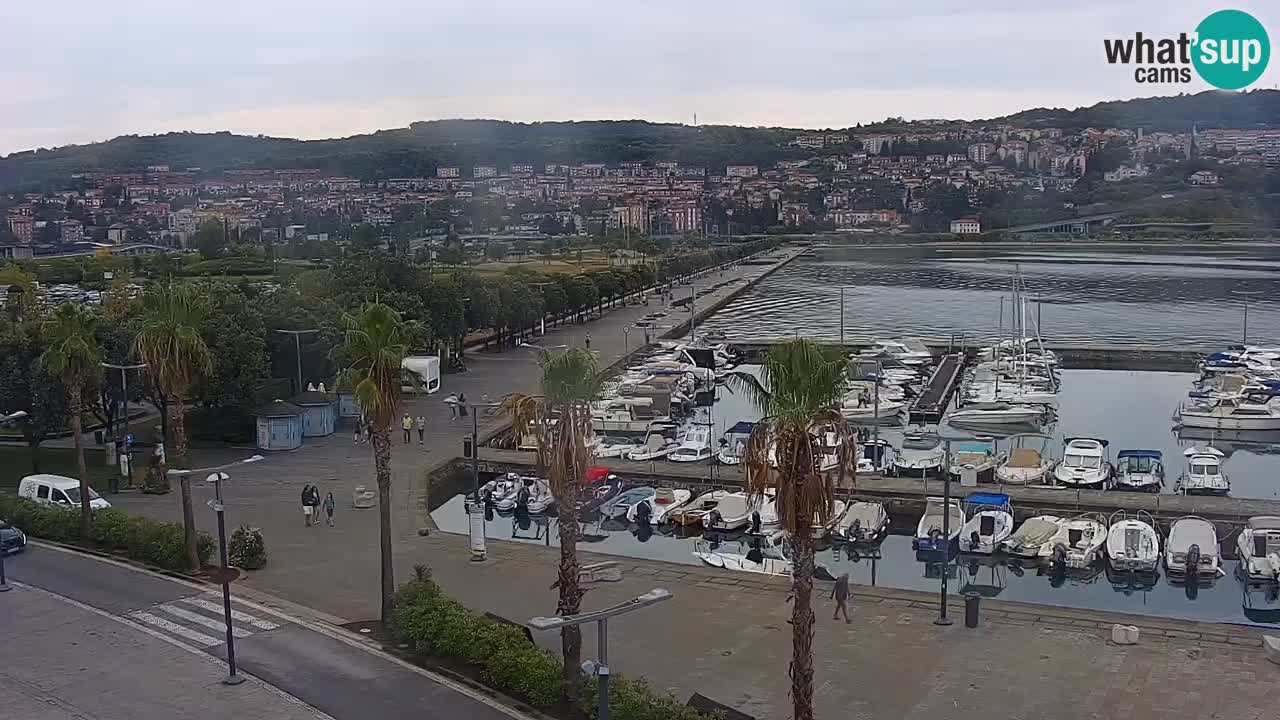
[
  {"left": 923, "top": 430, "right": 983, "bottom": 626},
  {"left": 274, "top": 329, "right": 318, "bottom": 395},
  {"left": 102, "top": 361, "right": 147, "bottom": 491},
  {"left": 688, "top": 286, "right": 698, "bottom": 342},
  {"left": 167, "top": 454, "right": 264, "bottom": 684},
  {"left": 529, "top": 589, "right": 673, "bottom": 720},
  {"left": 1234, "top": 290, "right": 1263, "bottom": 345},
  {"left": 0, "top": 410, "right": 29, "bottom": 593},
  {"left": 455, "top": 398, "right": 501, "bottom": 561}
]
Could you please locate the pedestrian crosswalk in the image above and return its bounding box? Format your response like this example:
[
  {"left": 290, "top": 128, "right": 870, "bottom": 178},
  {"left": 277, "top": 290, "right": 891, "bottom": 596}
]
[{"left": 126, "top": 593, "right": 283, "bottom": 649}]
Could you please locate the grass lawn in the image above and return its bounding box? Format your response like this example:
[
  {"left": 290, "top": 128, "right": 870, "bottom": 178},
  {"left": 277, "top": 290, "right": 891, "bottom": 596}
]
[{"left": 0, "top": 446, "right": 121, "bottom": 493}]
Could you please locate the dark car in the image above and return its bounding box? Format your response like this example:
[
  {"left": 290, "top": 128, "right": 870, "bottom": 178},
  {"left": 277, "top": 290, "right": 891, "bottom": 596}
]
[{"left": 0, "top": 520, "right": 27, "bottom": 555}]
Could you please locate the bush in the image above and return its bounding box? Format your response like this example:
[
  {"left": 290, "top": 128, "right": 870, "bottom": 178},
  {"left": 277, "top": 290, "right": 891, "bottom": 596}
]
[
  {"left": 229, "top": 525, "right": 267, "bottom": 569},
  {"left": 0, "top": 495, "right": 214, "bottom": 572},
  {"left": 390, "top": 565, "right": 714, "bottom": 719}
]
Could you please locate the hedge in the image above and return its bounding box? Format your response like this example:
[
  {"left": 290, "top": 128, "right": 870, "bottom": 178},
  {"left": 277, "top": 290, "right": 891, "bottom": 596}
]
[
  {"left": 389, "top": 565, "right": 715, "bottom": 720},
  {"left": 0, "top": 495, "right": 214, "bottom": 572}
]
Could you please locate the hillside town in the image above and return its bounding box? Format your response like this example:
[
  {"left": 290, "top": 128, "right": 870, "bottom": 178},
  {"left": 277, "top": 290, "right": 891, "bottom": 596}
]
[{"left": 2, "top": 122, "right": 1277, "bottom": 260}]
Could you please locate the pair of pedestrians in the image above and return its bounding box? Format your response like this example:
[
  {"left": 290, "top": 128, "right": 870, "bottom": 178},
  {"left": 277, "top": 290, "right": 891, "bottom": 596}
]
[
  {"left": 401, "top": 414, "right": 428, "bottom": 444},
  {"left": 301, "top": 484, "right": 336, "bottom": 527}
]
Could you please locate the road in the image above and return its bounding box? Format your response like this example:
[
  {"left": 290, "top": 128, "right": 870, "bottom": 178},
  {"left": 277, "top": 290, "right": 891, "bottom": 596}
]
[{"left": 2, "top": 544, "right": 527, "bottom": 720}]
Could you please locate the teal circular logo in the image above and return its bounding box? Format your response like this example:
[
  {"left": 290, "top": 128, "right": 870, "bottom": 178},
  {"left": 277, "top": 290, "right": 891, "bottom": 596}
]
[{"left": 1192, "top": 10, "right": 1270, "bottom": 90}]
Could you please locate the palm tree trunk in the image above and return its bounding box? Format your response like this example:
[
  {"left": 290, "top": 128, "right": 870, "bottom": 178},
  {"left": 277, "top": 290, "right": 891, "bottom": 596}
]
[
  {"left": 168, "top": 398, "right": 199, "bottom": 571},
  {"left": 554, "top": 480, "right": 583, "bottom": 681},
  {"left": 70, "top": 379, "right": 90, "bottom": 539},
  {"left": 372, "top": 427, "right": 395, "bottom": 625},
  {"left": 790, "top": 532, "right": 817, "bottom": 720}
]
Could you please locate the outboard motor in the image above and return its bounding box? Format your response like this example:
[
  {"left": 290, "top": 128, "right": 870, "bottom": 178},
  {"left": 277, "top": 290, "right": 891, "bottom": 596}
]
[
  {"left": 746, "top": 541, "right": 764, "bottom": 564},
  {"left": 927, "top": 528, "right": 943, "bottom": 551},
  {"left": 634, "top": 499, "right": 652, "bottom": 527},
  {"left": 850, "top": 518, "right": 863, "bottom": 542},
  {"left": 706, "top": 509, "right": 722, "bottom": 531},
  {"left": 969, "top": 531, "right": 982, "bottom": 551},
  {"left": 1186, "top": 543, "right": 1201, "bottom": 582},
  {"left": 750, "top": 510, "right": 762, "bottom": 535},
  {"left": 1051, "top": 543, "right": 1068, "bottom": 573}
]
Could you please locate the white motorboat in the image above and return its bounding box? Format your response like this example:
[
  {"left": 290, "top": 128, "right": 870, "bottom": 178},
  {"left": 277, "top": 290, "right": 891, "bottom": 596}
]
[
  {"left": 840, "top": 399, "right": 906, "bottom": 421},
  {"left": 599, "top": 487, "right": 656, "bottom": 520},
  {"left": 948, "top": 403, "right": 1045, "bottom": 427},
  {"left": 1112, "top": 449, "right": 1164, "bottom": 492},
  {"left": 993, "top": 434, "right": 1055, "bottom": 485},
  {"left": 1000, "top": 515, "right": 1063, "bottom": 558},
  {"left": 1039, "top": 513, "right": 1107, "bottom": 569},
  {"left": 894, "top": 433, "right": 945, "bottom": 478},
  {"left": 624, "top": 423, "right": 680, "bottom": 461},
  {"left": 1235, "top": 516, "right": 1280, "bottom": 582},
  {"left": 948, "top": 440, "right": 997, "bottom": 483},
  {"left": 591, "top": 396, "right": 670, "bottom": 434},
  {"left": 857, "top": 439, "right": 897, "bottom": 474},
  {"left": 812, "top": 500, "right": 848, "bottom": 539},
  {"left": 858, "top": 339, "right": 933, "bottom": 366},
  {"left": 835, "top": 501, "right": 890, "bottom": 544},
  {"left": 522, "top": 479, "right": 556, "bottom": 514},
  {"left": 669, "top": 490, "right": 731, "bottom": 526},
  {"left": 1164, "top": 516, "right": 1222, "bottom": 580},
  {"left": 480, "top": 474, "right": 521, "bottom": 509},
  {"left": 669, "top": 423, "right": 715, "bottom": 463},
  {"left": 704, "top": 492, "right": 754, "bottom": 531},
  {"left": 1105, "top": 510, "right": 1160, "bottom": 573},
  {"left": 1053, "top": 438, "right": 1112, "bottom": 489},
  {"left": 913, "top": 496, "right": 965, "bottom": 552},
  {"left": 715, "top": 421, "right": 755, "bottom": 465},
  {"left": 693, "top": 540, "right": 792, "bottom": 576},
  {"left": 593, "top": 435, "right": 640, "bottom": 459},
  {"left": 957, "top": 493, "right": 1013, "bottom": 554},
  {"left": 1174, "top": 447, "right": 1229, "bottom": 496},
  {"left": 627, "top": 488, "right": 692, "bottom": 524},
  {"left": 1175, "top": 392, "right": 1280, "bottom": 431}
]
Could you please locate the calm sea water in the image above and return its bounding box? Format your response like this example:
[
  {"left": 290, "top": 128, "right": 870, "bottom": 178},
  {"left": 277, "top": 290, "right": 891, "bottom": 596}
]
[{"left": 694, "top": 245, "right": 1280, "bottom": 347}]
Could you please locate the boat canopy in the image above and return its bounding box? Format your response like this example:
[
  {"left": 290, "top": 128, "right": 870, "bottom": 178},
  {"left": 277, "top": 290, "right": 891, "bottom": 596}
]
[
  {"left": 964, "top": 492, "right": 1011, "bottom": 508},
  {"left": 1248, "top": 516, "right": 1280, "bottom": 531},
  {"left": 1064, "top": 437, "right": 1109, "bottom": 448},
  {"left": 1182, "top": 446, "right": 1225, "bottom": 458},
  {"left": 1117, "top": 449, "right": 1162, "bottom": 459},
  {"left": 725, "top": 421, "right": 756, "bottom": 435},
  {"left": 1204, "top": 352, "right": 1238, "bottom": 362}
]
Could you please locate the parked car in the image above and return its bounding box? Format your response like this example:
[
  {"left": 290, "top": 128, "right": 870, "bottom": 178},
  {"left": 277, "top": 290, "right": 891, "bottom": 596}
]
[
  {"left": 0, "top": 520, "right": 26, "bottom": 555},
  {"left": 17, "top": 474, "right": 110, "bottom": 510}
]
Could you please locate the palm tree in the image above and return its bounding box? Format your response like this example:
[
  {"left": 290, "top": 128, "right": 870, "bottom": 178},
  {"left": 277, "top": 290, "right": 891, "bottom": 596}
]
[
  {"left": 337, "top": 301, "right": 411, "bottom": 625},
  {"left": 501, "top": 348, "right": 615, "bottom": 682},
  {"left": 132, "top": 282, "right": 212, "bottom": 571},
  {"left": 726, "top": 339, "right": 855, "bottom": 720},
  {"left": 40, "top": 303, "right": 102, "bottom": 538}
]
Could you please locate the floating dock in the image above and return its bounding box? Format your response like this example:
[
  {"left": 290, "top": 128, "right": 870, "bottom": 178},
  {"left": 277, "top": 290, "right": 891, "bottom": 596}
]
[{"left": 907, "top": 353, "right": 964, "bottom": 423}]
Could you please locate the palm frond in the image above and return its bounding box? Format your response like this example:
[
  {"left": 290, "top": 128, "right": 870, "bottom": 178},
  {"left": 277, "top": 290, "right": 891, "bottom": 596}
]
[
  {"left": 40, "top": 302, "right": 102, "bottom": 384},
  {"left": 337, "top": 302, "right": 409, "bottom": 430}
]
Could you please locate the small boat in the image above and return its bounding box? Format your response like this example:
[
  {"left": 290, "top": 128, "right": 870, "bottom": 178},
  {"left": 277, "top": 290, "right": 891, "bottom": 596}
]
[
  {"left": 857, "top": 339, "right": 934, "bottom": 366},
  {"left": 1174, "top": 447, "right": 1229, "bottom": 495},
  {"left": 841, "top": 399, "right": 906, "bottom": 421},
  {"left": 913, "top": 496, "right": 965, "bottom": 552},
  {"left": 1000, "top": 515, "right": 1063, "bottom": 558},
  {"left": 835, "top": 501, "right": 890, "bottom": 544},
  {"left": 1053, "top": 438, "right": 1112, "bottom": 489},
  {"left": 481, "top": 474, "right": 522, "bottom": 510},
  {"left": 624, "top": 423, "right": 680, "bottom": 461},
  {"left": 812, "top": 500, "right": 848, "bottom": 539},
  {"left": 515, "top": 477, "right": 556, "bottom": 515},
  {"left": 576, "top": 475, "right": 626, "bottom": 514},
  {"left": 994, "top": 447, "right": 1053, "bottom": 485},
  {"left": 893, "top": 433, "right": 945, "bottom": 478},
  {"left": 1039, "top": 513, "right": 1107, "bottom": 569},
  {"left": 705, "top": 492, "right": 754, "bottom": 532},
  {"left": 1112, "top": 449, "right": 1164, "bottom": 492},
  {"left": 856, "top": 439, "right": 897, "bottom": 474},
  {"left": 693, "top": 539, "right": 792, "bottom": 576},
  {"left": 1235, "top": 516, "right": 1280, "bottom": 582},
  {"left": 715, "top": 421, "right": 755, "bottom": 465},
  {"left": 948, "top": 440, "right": 997, "bottom": 483},
  {"left": 600, "top": 487, "right": 656, "bottom": 520},
  {"left": 1105, "top": 510, "right": 1160, "bottom": 573},
  {"left": 670, "top": 489, "right": 731, "bottom": 526},
  {"left": 669, "top": 423, "right": 715, "bottom": 463},
  {"left": 1175, "top": 391, "right": 1280, "bottom": 431},
  {"left": 957, "top": 492, "right": 1013, "bottom": 554},
  {"left": 948, "top": 403, "right": 1044, "bottom": 427},
  {"left": 1164, "top": 516, "right": 1222, "bottom": 580},
  {"left": 627, "top": 488, "right": 692, "bottom": 525},
  {"left": 593, "top": 436, "right": 639, "bottom": 459}
]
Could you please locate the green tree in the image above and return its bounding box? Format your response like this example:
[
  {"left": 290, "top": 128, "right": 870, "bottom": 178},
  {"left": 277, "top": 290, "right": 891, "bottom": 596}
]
[
  {"left": 133, "top": 282, "right": 213, "bottom": 571},
  {"left": 437, "top": 246, "right": 466, "bottom": 266},
  {"left": 351, "top": 223, "right": 382, "bottom": 252},
  {"left": 195, "top": 219, "right": 228, "bottom": 259},
  {"left": 40, "top": 303, "right": 102, "bottom": 536},
  {"left": 484, "top": 241, "right": 509, "bottom": 262},
  {"left": 726, "top": 340, "right": 854, "bottom": 720},
  {"left": 501, "top": 349, "right": 616, "bottom": 684},
  {"left": 0, "top": 315, "right": 68, "bottom": 473},
  {"left": 337, "top": 302, "right": 411, "bottom": 625}
]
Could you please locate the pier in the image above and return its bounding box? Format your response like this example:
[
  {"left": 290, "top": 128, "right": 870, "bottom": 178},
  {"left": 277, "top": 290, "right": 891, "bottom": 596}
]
[{"left": 907, "top": 352, "right": 964, "bottom": 423}]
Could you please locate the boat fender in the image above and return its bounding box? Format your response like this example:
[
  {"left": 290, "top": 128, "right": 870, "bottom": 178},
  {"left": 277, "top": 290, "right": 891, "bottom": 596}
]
[{"left": 1186, "top": 544, "right": 1201, "bottom": 580}]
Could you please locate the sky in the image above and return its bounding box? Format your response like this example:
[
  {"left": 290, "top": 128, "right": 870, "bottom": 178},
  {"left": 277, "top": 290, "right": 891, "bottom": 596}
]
[{"left": 2, "top": 1, "right": 1278, "bottom": 155}]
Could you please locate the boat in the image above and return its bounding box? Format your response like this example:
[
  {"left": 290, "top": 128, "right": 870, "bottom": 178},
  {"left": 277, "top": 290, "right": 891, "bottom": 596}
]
[
  {"left": 599, "top": 487, "right": 656, "bottom": 520},
  {"left": 669, "top": 423, "right": 715, "bottom": 463},
  {"left": 840, "top": 399, "right": 906, "bottom": 421},
  {"left": 812, "top": 500, "right": 848, "bottom": 539},
  {"left": 957, "top": 492, "right": 1013, "bottom": 554},
  {"left": 512, "top": 477, "right": 556, "bottom": 515},
  {"left": 947, "top": 403, "right": 1045, "bottom": 427},
  {"left": 1000, "top": 515, "right": 1063, "bottom": 558},
  {"left": 575, "top": 475, "right": 626, "bottom": 514},
  {"left": 704, "top": 492, "right": 754, "bottom": 532},
  {"left": 693, "top": 539, "right": 792, "bottom": 576},
  {"left": 912, "top": 496, "right": 965, "bottom": 552},
  {"left": 669, "top": 490, "right": 731, "bottom": 526},
  {"left": 856, "top": 439, "right": 897, "bottom": 474},
  {"left": 1235, "top": 516, "right": 1280, "bottom": 582},
  {"left": 1038, "top": 513, "right": 1107, "bottom": 569},
  {"left": 834, "top": 501, "right": 890, "bottom": 544},
  {"left": 591, "top": 396, "right": 671, "bottom": 434},
  {"left": 1175, "top": 391, "right": 1280, "bottom": 431},
  {"left": 857, "top": 339, "right": 934, "bottom": 366},
  {"left": 1174, "top": 447, "right": 1229, "bottom": 496},
  {"left": 715, "top": 421, "right": 755, "bottom": 465},
  {"left": 1112, "top": 449, "right": 1164, "bottom": 492},
  {"left": 893, "top": 433, "right": 945, "bottom": 478},
  {"left": 1105, "top": 510, "right": 1160, "bottom": 573},
  {"left": 627, "top": 488, "right": 693, "bottom": 525},
  {"left": 947, "top": 440, "right": 997, "bottom": 483},
  {"left": 593, "top": 435, "right": 640, "bottom": 459},
  {"left": 623, "top": 422, "right": 680, "bottom": 461},
  {"left": 1053, "top": 438, "right": 1112, "bottom": 489},
  {"left": 1164, "top": 516, "right": 1222, "bottom": 581},
  {"left": 480, "top": 474, "right": 521, "bottom": 509},
  {"left": 993, "top": 434, "right": 1056, "bottom": 485}
]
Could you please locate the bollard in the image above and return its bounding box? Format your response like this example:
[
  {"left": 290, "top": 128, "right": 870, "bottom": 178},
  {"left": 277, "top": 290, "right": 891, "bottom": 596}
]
[{"left": 964, "top": 592, "right": 980, "bottom": 628}]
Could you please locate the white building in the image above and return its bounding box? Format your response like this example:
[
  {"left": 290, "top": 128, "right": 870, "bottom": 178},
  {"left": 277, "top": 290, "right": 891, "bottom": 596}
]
[
  {"left": 950, "top": 216, "right": 982, "bottom": 234},
  {"left": 473, "top": 166, "right": 497, "bottom": 178},
  {"left": 1104, "top": 165, "right": 1149, "bottom": 182},
  {"left": 436, "top": 167, "right": 460, "bottom": 178},
  {"left": 725, "top": 165, "right": 759, "bottom": 178}
]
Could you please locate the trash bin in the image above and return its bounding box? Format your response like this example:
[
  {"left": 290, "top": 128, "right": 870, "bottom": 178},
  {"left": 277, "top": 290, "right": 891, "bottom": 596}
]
[
  {"left": 94, "top": 429, "right": 104, "bottom": 444},
  {"left": 964, "top": 592, "right": 980, "bottom": 628}
]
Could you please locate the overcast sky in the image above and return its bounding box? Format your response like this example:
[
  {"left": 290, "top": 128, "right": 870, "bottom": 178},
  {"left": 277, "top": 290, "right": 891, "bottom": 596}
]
[{"left": 2, "top": 1, "right": 1277, "bottom": 155}]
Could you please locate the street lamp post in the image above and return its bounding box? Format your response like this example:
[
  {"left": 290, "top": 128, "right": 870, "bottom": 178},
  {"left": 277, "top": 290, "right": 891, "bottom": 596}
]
[
  {"left": 529, "top": 589, "right": 673, "bottom": 720},
  {"left": 923, "top": 430, "right": 985, "bottom": 626},
  {"left": 623, "top": 326, "right": 630, "bottom": 354},
  {"left": 456, "top": 398, "right": 501, "bottom": 561},
  {"left": 688, "top": 286, "right": 698, "bottom": 342},
  {"left": 273, "top": 329, "right": 318, "bottom": 395},
  {"left": 0, "top": 410, "right": 29, "bottom": 593},
  {"left": 102, "top": 362, "right": 147, "bottom": 491},
  {"left": 167, "top": 454, "right": 264, "bottom": 684}
]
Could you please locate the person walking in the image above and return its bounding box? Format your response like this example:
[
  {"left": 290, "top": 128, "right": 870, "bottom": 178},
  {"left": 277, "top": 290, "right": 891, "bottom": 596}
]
[
  {"left": 352, "top": 419, "right": 360, "bottom": 443},
  {"left": 402, "top": 413, "right": 413, "bottom": 444},
  {"left": 585, "top": 333, "right": 591, "bottom": 351},
  {"left": 416, "top": 414, "right": 426, "bottom": 445},
  {"left": 457, "top": 394, "right": 468, "bottom": 421},
  {"left": 323, "top": 492, "right": 335, "bottom": 527},
  {"left": 445, "top": 393, "right": 459, "bottom": 422},
  {"left": 301, "top": 484, "right": 314, "bottom": 528},
  {"left": 830, "top": 572, "right": 851, "bottom": 623}
]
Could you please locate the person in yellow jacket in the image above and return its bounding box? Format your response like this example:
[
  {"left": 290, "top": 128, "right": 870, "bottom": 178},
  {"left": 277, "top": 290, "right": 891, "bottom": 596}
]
[{"left": 402, "top": 413, "right": 414, "bottom": 444}]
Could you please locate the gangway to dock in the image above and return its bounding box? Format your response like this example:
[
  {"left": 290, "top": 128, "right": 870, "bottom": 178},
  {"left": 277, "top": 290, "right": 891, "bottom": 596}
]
[{"left": 908, "top": 353, "right": 965, "bottom": 423}]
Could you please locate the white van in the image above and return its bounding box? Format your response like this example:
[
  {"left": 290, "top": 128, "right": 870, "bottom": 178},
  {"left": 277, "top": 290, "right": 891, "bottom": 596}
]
[
  {"left": 401, "top": 355, "right": 441, "bottom": 394},
  {"left": 17, "top": 474, "right": 111, "bottom": 510}
]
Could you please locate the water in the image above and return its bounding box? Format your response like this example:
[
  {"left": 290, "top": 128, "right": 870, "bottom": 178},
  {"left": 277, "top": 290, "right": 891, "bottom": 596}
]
[
  {"left": 694, "top": 245, "right": 1280, "bottom": 347},
  {"left": 432, "top": 495, "right": 1280, "bottom": 628}
]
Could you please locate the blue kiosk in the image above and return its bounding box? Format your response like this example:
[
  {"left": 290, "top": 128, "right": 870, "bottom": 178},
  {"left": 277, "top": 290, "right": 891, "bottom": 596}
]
[
  {"left": 292, "top": 390, "right": 338, "bottom": 437},
  {"left": 254, "top": 400, "right": 304, "bottom": 451}
]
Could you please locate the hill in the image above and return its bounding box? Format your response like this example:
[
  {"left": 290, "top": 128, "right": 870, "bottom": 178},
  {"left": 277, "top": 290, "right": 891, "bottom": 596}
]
[{"left": 992, "top": 89, "right": 1280, "bottom": 132}]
